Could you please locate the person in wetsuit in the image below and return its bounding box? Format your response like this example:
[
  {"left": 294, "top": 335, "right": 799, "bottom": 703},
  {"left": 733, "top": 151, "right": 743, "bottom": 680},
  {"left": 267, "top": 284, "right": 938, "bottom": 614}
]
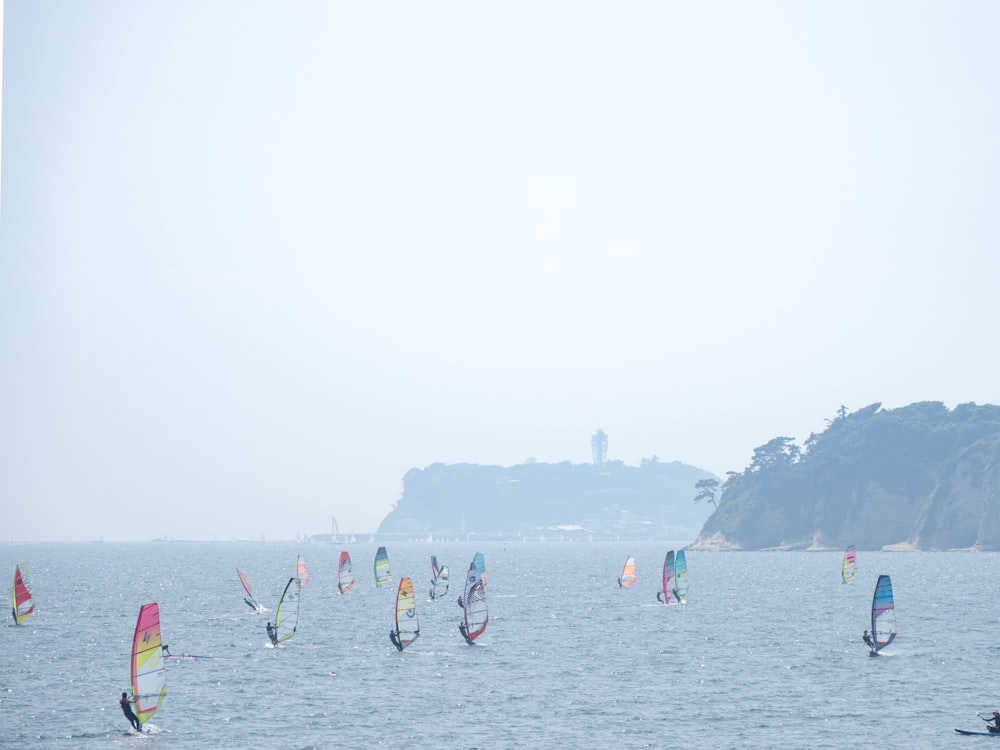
[
  {"left": 389, "top": 629, "right": 402, "bottom": 651},
  {"left": 266, "top": 621, "right": 278, "bottom": 646},
  {"left": 119, "top": 692, "right": 141, "bottom": 732},
  {"left": 863, "top": 630, "right": 875, "bottom": 652},
  {"left": 986, "top": 711, "right": 1000, "bottom": 733}
]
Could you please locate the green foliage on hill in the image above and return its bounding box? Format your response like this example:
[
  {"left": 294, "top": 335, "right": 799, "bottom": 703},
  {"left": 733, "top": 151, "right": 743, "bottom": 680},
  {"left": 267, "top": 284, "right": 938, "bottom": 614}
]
[
  {"left": 378, "top": 458, "right": 715, "bottom": 539},
  {"left": 693, "top": 401, "right": 1000, "bottom": 550}
]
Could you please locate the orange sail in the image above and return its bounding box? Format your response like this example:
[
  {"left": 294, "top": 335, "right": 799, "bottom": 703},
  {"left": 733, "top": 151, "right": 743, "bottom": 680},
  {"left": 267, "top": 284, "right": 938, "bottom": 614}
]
[{"left": 296, "top": 554, "right": 309, "bottom": 586}]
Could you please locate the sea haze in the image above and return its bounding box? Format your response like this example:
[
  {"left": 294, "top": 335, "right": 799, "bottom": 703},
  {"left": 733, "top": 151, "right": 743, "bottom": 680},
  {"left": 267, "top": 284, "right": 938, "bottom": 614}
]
[{"left": 0, "top": 542, "right": 994, "bottom": 748}]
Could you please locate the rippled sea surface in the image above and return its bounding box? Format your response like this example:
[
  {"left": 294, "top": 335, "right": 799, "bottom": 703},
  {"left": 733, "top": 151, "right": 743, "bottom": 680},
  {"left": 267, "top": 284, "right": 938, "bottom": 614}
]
[{"left": 1, "top": 542, "right": 997, "bottom": 749}]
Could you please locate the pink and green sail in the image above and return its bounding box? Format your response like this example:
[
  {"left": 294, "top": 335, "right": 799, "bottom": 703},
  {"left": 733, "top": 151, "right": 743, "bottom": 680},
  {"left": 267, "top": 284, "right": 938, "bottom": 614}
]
[{"left": 131, "top": 603, "right": 167, "bottom": 728}]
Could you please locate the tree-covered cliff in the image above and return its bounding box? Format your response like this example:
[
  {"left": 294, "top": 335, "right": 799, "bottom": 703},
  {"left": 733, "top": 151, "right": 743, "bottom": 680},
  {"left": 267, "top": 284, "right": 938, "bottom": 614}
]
[
  {"left": 377, "top": 458, "right": 716, "bottom": 540},
  {"left": 691, "top": 401, "right": 1000, "bottom": 551}
]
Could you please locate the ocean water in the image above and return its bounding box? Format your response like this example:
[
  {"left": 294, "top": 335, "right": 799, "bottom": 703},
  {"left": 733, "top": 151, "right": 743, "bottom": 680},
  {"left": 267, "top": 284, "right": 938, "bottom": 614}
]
[{"left": 1, "top": 541, "right": 997, "bottom": 749}]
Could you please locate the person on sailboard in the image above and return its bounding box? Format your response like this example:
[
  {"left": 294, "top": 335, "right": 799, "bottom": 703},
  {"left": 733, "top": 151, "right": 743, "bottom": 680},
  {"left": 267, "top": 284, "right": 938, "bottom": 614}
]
[
  {"left": 389, "top": 629, "right": 403, "bottom": 652},
  {"left": 161, "top": 644, "right": 171, "bottom": 657},
  {"left": 656, "top": 591, "right": 666, "bottom": 604},
  {"left": 266, "top": 621, "right": 277, "bottom": 646},
  {"left": 119, "top": 691, "right": 142, "bottom": 732},
  {"left": 863, "top": 630, "right": 875, "bottom": 652},
  {"left": 459, "top": 622, "right": 474, "bottom": 645}
]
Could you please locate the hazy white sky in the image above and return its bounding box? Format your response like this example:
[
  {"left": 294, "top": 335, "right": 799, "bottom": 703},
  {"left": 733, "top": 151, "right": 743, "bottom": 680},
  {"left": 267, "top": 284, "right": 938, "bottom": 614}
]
[{"left": 3, "top": 2, "right": 999, "bottom": 541}]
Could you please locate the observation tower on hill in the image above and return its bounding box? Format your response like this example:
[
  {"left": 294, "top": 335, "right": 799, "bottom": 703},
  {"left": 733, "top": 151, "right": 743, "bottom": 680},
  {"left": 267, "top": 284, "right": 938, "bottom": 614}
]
[{"left": 591, "top": 428, "right": 608, "bottom": 466}]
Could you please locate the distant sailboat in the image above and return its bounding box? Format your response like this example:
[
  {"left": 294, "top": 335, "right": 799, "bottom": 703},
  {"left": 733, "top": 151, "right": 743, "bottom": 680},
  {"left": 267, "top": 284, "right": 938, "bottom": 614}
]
[
  {"left": 296, "top": 554, "right": 309, "bottom": 586},
  {"left": 430, "top": 555, "right": 449, "bottom": 600},
  {"left": 870, "top": 574, "right": 897, "bottom": 656},
  {"left": 338, "top": 551, "right": 355, "bottom": 594},
  {"left": 617, "top": 554, "right": 636, "bottom": 588},
  {"left": 274, "top": 577, "right": 302, "bottom": 644},
  {"left": 391, "top": 577, "right": 420, "bottom": 651},
  {"left": 11, "top": 564, "right": 34, "bottom": 624},
  {"left": 459, "top": 560, "right": 488, "bottom": 644},
  {"left": 842, "top": 546, "right": 858, "bottom": 583},
  {"left": 657, "top": 550, "right": 676, "bottom": 604},
  {"left": 674, "top": 550, "right": 688, "bottom": 602},
  {"left": 236, "top": 568, "right": 264, "bottom": 612},
  {"left": 131, "top": 603, "right": 167, "bottom": 730},
  {"left": 374, "top": 546, "right": 391, "bottom": 587}
]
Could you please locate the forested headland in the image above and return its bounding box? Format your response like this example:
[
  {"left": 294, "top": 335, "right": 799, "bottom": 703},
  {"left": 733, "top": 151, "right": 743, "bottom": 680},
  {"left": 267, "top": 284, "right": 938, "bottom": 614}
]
[{"left": 691, "top": 401, "right": 1000, "bottom": 551}]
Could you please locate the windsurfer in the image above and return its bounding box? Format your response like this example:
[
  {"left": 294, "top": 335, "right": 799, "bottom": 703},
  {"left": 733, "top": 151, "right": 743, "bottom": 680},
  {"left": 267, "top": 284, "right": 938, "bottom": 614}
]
[
  {"left": 457, "top": 595, "right": 464, "bottom": 608},
  {"left": 656, "top": 591, "right": 666, "bottom": 603},
  {"left": 389, "top": 629, "right": 403, "bottom": 652},
  {"left": 863, "top": 630, "right": 875, "bottom": 652},
  {"left": 266, "top": 621, "right": 277, "bottom": 646},
  {"left": 459, "top": 622, "right": 474, "bottom": 645},
  {"left": 161, "top": 644, "right": 171, "bottom": 656},
  {"left": 119, "top": 692, "right": 142, "bottom": 732}
]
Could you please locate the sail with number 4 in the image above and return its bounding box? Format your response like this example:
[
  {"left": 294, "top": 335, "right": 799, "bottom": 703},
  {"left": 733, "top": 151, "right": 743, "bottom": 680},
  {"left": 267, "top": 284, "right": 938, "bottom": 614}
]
[
  {"left": 131, "top": 603, "right": 166, "bottom": 729},
  {"left": 461, "top": 562, "right": 488, "bottom": 642},
  {"left": 659, "top": 550, "right": 675, "bottom": 604},
  {"left": 674, "top": 550, "right": 688, "bottom": 601},
  {"left": 842, "top": 546, "right": 858, "bottom": 583},
  {"left": 237, "top": 568, "right": 264, "bottom": 612},
  {"left": 12, "top": 564, "right": 34, "bottom": 624},
  {"left": 296, "top": 554, "right": 309, "bottom": 586},
  {"left": 338, "top": 551, "right": 354, "bottom": 594},
  {"left": 274, "top": 577, "right": 301, "bottom": 643},
  {"left": 394, "top": 577, "right": 420, "bottom": 649},
  {"left": 374, "top": 546, "right": 391, "bottom": 587},
  {"left": 430, "top": 556, "right": 449, "bottom": 600},
  {"left": 618, "top": 554, "right": 636, "bottom": 588},
  {"left": 871, "top": 574, "right": 897, "bottom": 653}
]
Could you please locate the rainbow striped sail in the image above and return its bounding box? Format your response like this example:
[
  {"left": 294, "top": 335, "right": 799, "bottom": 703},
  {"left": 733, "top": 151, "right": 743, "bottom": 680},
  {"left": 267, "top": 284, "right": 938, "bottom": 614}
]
[
  {"left": 374, "top": 546, "right": 391, "bottom": 587},
  {"left": 131, "top": 603, "right": 166, "bottom": 728},
  {"left": 11, "top": 564, "right": 34, "bottom": 624},
  {"left": 394, "top": 577, "right": 420, "bottom": 650},
  {"left": 674, "top": 550, "right": 688, "bottom": 601},
  {"left": 841, "top": 546, "right": 858, "bottom": 583},
  {"left": 659, "top": 550, "right": 675, "bottom": 604},
  {"left": 618, "top": 554, "right": 636, "bottom": 588},
  {"left": 871, "top": 574, "right": 897, "bottom": 653}
]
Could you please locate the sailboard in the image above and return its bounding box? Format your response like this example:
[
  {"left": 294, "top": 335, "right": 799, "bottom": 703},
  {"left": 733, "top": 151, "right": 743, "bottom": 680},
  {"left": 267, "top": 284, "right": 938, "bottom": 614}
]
[
  {"left": 11, "top": 564, "right": 34, "bottom": 624},
  {"left": 658, "top": 550, "right": 675, "bottom": 604},
  {"left": 237, "top": 568, "right": 264, "bottom": 612},
  {"left": 274, "top": 577, "right": 301, "bottom": 643},
  {"left": 870, "top": 573, "right": 897, "bottom": 655},
  {"left": 374, "top": 546, "right": 391, "bottom": 587},
  {"left": 674, "top": 549, "right": 688, "bottom": 601},
  {"left": 393, "top": 577, "right": 420, "bottom": 650},
  {"left": 955, "top": 728, "right": 1000, "bottom": 736},
  {"left": 617, "top": 554, "right": 636, "bottom": 588},
  {"left": 296, "top": 554, "right": 309, "bottom": 586},
  {"left": 842, "top": 545, "right": 858, "bottom": 583},
  {"left": 131, "top": 603, "right": 167, "bottom": 729},
  {"left": 338, "top": 551, "right": 355, "bottom": 594},
  {"left": 460, "top": 561, "right": 488, "bottom": 644},
  {"left": 430, "top": 555, "right": 449, "bottom": 600}
]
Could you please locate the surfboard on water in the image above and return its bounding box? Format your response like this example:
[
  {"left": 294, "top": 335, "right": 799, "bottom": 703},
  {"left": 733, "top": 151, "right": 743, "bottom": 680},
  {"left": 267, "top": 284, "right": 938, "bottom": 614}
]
[{"left": 955, "top": 728, "right": 1000, "bottom": 736}]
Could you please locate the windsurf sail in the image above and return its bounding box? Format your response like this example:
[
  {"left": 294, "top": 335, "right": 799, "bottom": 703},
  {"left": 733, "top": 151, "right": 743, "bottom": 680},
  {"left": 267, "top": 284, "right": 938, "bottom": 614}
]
[
  {"left": 274, "top": 577, "right": 301, "bottom": 643},
  {"left": 430, "top": 555, "right": 449, "bottom": 600},
  {"left": 871, "top": 573, "right": 897, "bottom": 652},
  {"left": 237, "top": 568, "right": 263, "bottom": 612},
  {"left": 618, "top": 554, "right": 636, "bottom": 588},
  {"left": 393, "top": 577, "right": 420, "bottom": 649},
  {"left": 461, "top": 561, "right": 488, "bottom": 643},
  {"left": 659, "top": 550, "right": 675, "bottom": 604},
  {"left": 374, "top": 546, "right": 391, "bottom": 587},
  {"left": 674, "top": 549, "right": 688, "bottom": 601},
  {"left": 296, "top": 554, "right": 309, "bottom": 586},
  {"left": 842, "top": 545, "right": 858, "bottom": 583},
  {"left": 131, "top": 603, "right": 166, "bottom": 728},
  {"left": 338, "top": 551, "right": 354, "bottom": 594},
  {"left": 472, "top": 551, "right": 487, "bottom": 586},
  {"left": 11, "top": 564, "right": 34, "bottom": 624}
]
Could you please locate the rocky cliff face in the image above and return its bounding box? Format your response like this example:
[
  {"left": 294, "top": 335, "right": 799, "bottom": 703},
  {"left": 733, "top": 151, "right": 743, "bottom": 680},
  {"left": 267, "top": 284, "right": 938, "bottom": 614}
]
[{"left": 690, "top": 402, "right": 1000, "bottom": 551}]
